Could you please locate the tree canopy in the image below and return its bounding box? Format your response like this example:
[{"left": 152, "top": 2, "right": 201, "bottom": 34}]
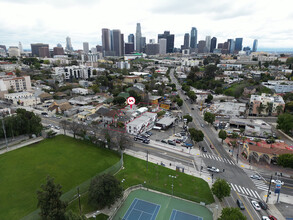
[
  {"left": 204, "top": 112, "right": 215, "bottom": 125},
  {"left": 277, "top": 113, "right": 293, "bottom": 135},
  {"left": 183, "top": 114, "right": 193, "bottom": 123},
  {"left": 218, "top": 207, "right": 246, "bottom": 220},
  {"left": 37, "top": 176, "right": 67, "bottom": 220},
  {"left": 211, "top": 178, "right": 231, "bottom": 201},
  {"left": 218, "top": 129, "right": 227, "bottom": 143},
  {"left": 188, "top": 128, "right": 204, "bottom": 143},
  {"left": 277, "top": 154, "right": 293, "bottom": 168},
  {"left": 176, "top": 98, "right": 183, "bottom": 107},
  {"left": 88, "top": 174, "right": 123, "bottom": 209}
]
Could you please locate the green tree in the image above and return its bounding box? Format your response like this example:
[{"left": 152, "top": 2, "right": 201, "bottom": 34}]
[
  {"left": 90, "top": 84, "right": 100, "bottom": 93},
  {"left": 37, "top": 176, "right": 67, "bottom": 220},
  {"left": 218, "top": 207, "right": 246, "bottom": 220},
  {"left": 47, "top": 130, "right": 57, "bottom": 138},
  {"left": 276, "top": 105, "right": 284, "bottom": 114},
  {"left": 277, "top": 113, "right": 293, "bottom": 135},
  {"left": 113, "top": 96, "right": 126, "bottom": 105},
  {"left": 157, "top": 110, "right": 166, "bottom": 117},
  {"left": 257, "top": 103, "right": 266, "bottom": 115},
  {"left": 285, "top": 101, "right": 293, "bottom": 113},
  {"left": 204, "top": 112, "right": 215, "bottom": 125},
  {"left": 211, "top": 178, "right": 231, "bottom": 201},
  {"left": 129, "top": 89, "right": 142, "bottom": 103},
  {"left": 266, "top": 102, "right": 273, "bottom": 116},
  {"left": 187, "top": 91, "right": 197, "bottom": 102},
  {"left": 183, "top": 114, "right": 193, "bottom": 123},
  {"left": 204, "top": 65, "right": 218, "bottom": 79},
  {"left": 189, "top": 128, "right": 204, "bottom": 143},
  {"left": 283, "top": 93, "right": 293, "bottom": 102},
  {"left": 218, "top": 129, "right": 227, "bottom": 143},
  {"left": 176, "top": 98, "right": 183, "bottom": 107},
  {"left": 206, "top": 94, "right": 213, "bottom": 103},
  {"left": 277, "top": 154, "right": 293, "bottom": 168},
  {"left": 59, "top": 120, "right": 68, "bottom": 135},
  {"left": 88, "top": 174, "right": 123, "bottom": 209}
]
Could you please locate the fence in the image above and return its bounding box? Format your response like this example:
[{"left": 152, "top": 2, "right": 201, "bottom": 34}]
[{"left": 21, "top": 152, "right": 124, "bottom": 220}]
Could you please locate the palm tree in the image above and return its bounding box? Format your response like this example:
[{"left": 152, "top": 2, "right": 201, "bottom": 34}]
[
  {"left": 257, "top": 103, "right": 265, "bottom": 116},
  {"left": 266, "top": 102, "right": 273, "bottom": 116}
]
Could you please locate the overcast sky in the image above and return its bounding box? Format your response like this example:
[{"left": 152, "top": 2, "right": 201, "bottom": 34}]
[{"left": 1, "top": 0, "right": 293, "bottom": 50}]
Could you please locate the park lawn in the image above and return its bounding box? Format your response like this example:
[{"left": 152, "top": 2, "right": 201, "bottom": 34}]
[
  {"left": 0, "top": 135, "right": 120, "bottom": 220},
  {"left": 116, "top": 154, "right": 215, "bottom": 204}
]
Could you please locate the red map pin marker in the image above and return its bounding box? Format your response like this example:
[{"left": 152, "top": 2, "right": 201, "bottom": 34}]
[{"left": 127, "top": 97, "right": 135, "bottom": 109}]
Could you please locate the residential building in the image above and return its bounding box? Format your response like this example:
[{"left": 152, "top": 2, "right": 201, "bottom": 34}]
[
  {"left": 249, "top": 93, "right": 285, "bottom": 116},
  {"left": 159, "top": 38, "right": 167, "bottom": 54},
  {"left": 190, "top": 27, "right": 197, "bottom": 49},
  {"left": 262, "top": 80, "right": 293, "bottom": 93},
  {"left": 116, "top": 61, "right": 130, "bottom": 69},
  {"left": 54, "top": 66, "right": 97, "bottom": 81},
  {"left": 0, "top": 75, "right": 32, "bottom": 93},
  {"left": 4, "top": 92, "right": 41, "bottom": 107},
  {"left": 123, "top": 75, "right": 142, "bottom": 84},
  {"left": 8, "top": 46, "right": 20, "bottom": 57},
  {"left": 48, "top": 100, "right": 72, "bottom": 114},
  {"left": 136, "top": 23, "right": 142, "bottom": 52},
  {"left": 72, "top": 88, "right": 89, "bottom": 95}
]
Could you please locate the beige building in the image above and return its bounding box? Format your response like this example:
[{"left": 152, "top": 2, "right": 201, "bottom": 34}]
[
  {"left": 4, "top": 92, "right": 41, "bottom": 107},
  {"left": 0, "top": 75, "right": 32, "bottom": 93}
]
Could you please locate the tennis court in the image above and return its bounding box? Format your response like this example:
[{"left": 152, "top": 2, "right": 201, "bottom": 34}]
[
  {"left": 122, "top": 198, "right": 160, "bottom": 220},
  {"left": 170, "top": 209, "right": 203, "bottom": 220},
  {"left": 113, "top": 189, "right": 212, "bottom": 220}
]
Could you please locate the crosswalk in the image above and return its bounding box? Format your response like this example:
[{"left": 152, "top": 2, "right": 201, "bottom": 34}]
[
  {"left": 243, "top": 169, "right": 269, "bottom": 191},
  {"left": 229, "top": 183, "right": 262, "bottom": 200},
  {"left": 202, "top": 153, "right": 235, "bottom": 165}
]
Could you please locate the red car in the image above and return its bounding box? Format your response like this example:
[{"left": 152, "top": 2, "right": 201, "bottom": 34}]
[
  {"left": 210, "top": 144, "right": 214, "bottom": 149},
  {"left": 269, "top": 215, "right": 277, "bottom": 220}
]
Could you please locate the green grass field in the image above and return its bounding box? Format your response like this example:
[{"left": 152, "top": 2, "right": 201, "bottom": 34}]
[{"left": 0, "top": 135, "right": 120, "bottom": 220}]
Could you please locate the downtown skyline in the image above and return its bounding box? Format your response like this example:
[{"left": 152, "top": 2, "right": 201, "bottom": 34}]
[{"left": 0, "top": 0, "right": 293, "bottom": 51}]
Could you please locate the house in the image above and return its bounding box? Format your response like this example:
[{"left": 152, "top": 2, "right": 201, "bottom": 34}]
[
  {"left": 48, "top": 100, "right": 72, "bottom": 114},
  {"left": 123, "top": 75, "right": 142, "bottom": 84},
  {"left": 126, "top": 112, "right": 157, "bottom": 135},
  {"left": 95, "top": 107, "right": 118, "bottom": 124},
  {"left": 72, "top": 88, "right": 89, "bottom": 95},
  {"left": 133, "top": 83, "right": 145, "bottom": 92},
  {"left": 38, "top": 92, "right": 53, "bottom": 102},
  {"left": 54, "top": 92, "right": 67, "bottom": 99}
]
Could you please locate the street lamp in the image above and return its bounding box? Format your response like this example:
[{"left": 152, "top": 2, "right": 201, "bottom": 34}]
[
  {"left": 121, "top": 179, "right": 125, "bottom": 190},
  {"left": 169, "top": 175, "right": 176, "bottom": 196}
]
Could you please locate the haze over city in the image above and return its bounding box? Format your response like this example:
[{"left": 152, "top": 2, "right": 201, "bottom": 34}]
[{"left": 1, "top": 0, "right": 293, "bottom": 50}]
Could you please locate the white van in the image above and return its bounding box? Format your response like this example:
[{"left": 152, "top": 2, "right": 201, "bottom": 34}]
[{"left": 152, "top": 126, "right": 162, "bottom": 130}]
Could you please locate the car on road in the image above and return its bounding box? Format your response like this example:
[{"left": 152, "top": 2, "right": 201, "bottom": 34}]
[
  {"left": 168, "top": 140, "right": 176, "bottom": 146},
  {"left": 142, "top": 133, "right": 150, "bottom": 138},
  {"left": 258, "top": 201, "right": 268, "bottom": 210},
  {"left": 175, "top": 133, "right": 182, "bottom": 137},
  {"left": 207, "top": 166, "right": 220, "bottom": 173},
  {"left": 272, "top": 179, "right": 284, "bottom": 185},
  {"left": 161, "top": 139, "right": 168, "bottom": 144},
  {"left": 202, "top": 147, "right": 207, "bottom": 152},
  {"left": 55, "top": 126, "right": 60, "bottom": 130},
  {"left": 146, "top": 131, "right": 152, "bottom": 136},
  {"left": 134, "top": 135, "right": 150, "bottom": 144},
  {"left": 191, "top": 107, "right": 194, "bottom": 110},
  {"left": 251, "top": 200, "right": 261, "bottom": 211},
  {"left": 269, "top": 215, "right": 277, "bottom": 220},
  {"left": 210, "top": 144, "right": 214, "bottom": 149},
  {"left": 250, "top": 174, "right": 261, "bottom": 180},
  {"left": 175, "top": 139, "right": 182, "bottom": 143},
  {"left": 237, "top": 199, "right": 245, "bottom": 210},
  {"left": 201, "top": 124, "right": 204, "bottom": 128},
  {"left": 262, "top": 216, "right": 270, "bottom": 220}
]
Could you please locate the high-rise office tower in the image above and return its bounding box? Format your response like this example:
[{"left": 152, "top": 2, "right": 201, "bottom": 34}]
[
  {"left": 210, "top": 37, "right": 217, "bottom": 53},
  {"left": 31, "top": 43, "right": 49, "bottom": 57},
  {"left": 149, "top": 39, "right": 156, "bottom": 44},
  {"left": 183, "top": 33, "right": 190, "bottom": 49},
  {"left": 120, "top": 33, "right": 124, "bottom": 56},
  {"left": 136, "top": 23, "right": 142, "bottom": 52},
  {"left": 0, "top": 45, "right": 7, "bottom": 52},
  {"left": 96, "top": 45, "right": 103, "bottom": 53},
  {"left": 158, "top": 31, "right": 174, "bottom": 53},
  {"left": 252, "top": 39, "right": 258, "bottom": 52},
  {"left": 125, "top": 43, "right": 134, "bottom": 54},
  {"left": 190, "top": 27, "right": 197, "bottom": 49},
  {"left": 205, "top": 36, "right": 211, "bottom": 53},
  {"left": 112, "top": 29, "right": 122, "bottom": 56},
  {"left": 218, "top": 43, "right": 223, "bottom": 49},
  {"left": 102, "top": 28, "right": 111, "bottom": 53},
  {"left": 140, "top": 37, "right": 146, "bottom": 53},
  {"left": 197, "top": 40, "right": 206, "bottom": 53},
  {"left": 235, "top": 38, "right": 243, "bottom": 52},
  {"left": 128, "top": 34, "right": 134, "bottom": 43},
  {"left": 159, "top": 38, "right": 167, "bottom": 54},
  {"left": 18, "top": 42, "right": 23, "bottom": 53},
  {"left": 228, "top": 39, "right": 235, "bottom": 54},
  {"left": 145, "top": 43, "right": 160, "bottom": 55},
  {"left": 53, "top": 47, "right": 64, "bottom": 55},
  {"left": 83, "top": 42, "right": 89, "bottom": 53},
  {"left": 65, "top": 37, "right": 73, "bottom": 51}
]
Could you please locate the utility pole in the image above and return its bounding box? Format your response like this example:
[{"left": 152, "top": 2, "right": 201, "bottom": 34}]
[
  {"left": 169, "top": 175, "right": 176, "bottom": 196},
  {"left": 146, "top": 150, "right": 148, "bottom": 171},
  {"left": 266, "top": 175, "right": 272, "bottom": 203}
]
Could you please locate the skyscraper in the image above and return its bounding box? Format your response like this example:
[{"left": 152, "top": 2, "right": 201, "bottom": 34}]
[
  {"left": 235, "top": 38, "right": 243, "bottom": 52},
  {"left": 53, "top": 47, "right": 64, "bottom": 55},
  {"left": 102, "top": 28, "right": 111, "bottom": 53},
  {"left": 205, "top": 36, "right": 211, "bottom": 53},
  {"left": 128, "top": 34, "right": 134, "bottom": 43},
  {"left": 183, "top": 33, "right": 190, "bottom": 49},
  {"left": 136, "top": 23, "right": 142, "bottom": 52},
  {"left": 83, "top": 42, "right": 89, "bottom": 53},
  {"left": 252, "top": 39, "right": 258, "bottom": 52},
  {"left": 159, "top": 38, "right": 167, "bottom": 54},
  {"left": 65, "top": 37, "right": 73, "bottom": 51},
  {"left": 112, "top": 29, "right": 122, "bottom": 56},
  {"left": 158, "top": 31, "right": 174, "bottom": 53},
  {"left": 140, "top": 37, "right": 146, "bottom": 53},
  {"left": 190, "top": 27, "right": 197, "bottom": 49},
  {"left": 125, "top": 43, "right": 134, "bottom": 54},
  {"left": 197, "top": 40, "right": 206, "bottom": 53},
  {"left": 18, "top": 42, "right": 23, "bottom": 53},
  {"left": 120, "top": 33, "right": 124, "bottom": 56},
  {"left": 31, "top": 43, "right": 49, "bottom": 57},
  {"left": 228, "top": 39, "right": 235, "bottom": 54},
  {"left": 210, "top": 37, "right": 217, "bottom": 53}
]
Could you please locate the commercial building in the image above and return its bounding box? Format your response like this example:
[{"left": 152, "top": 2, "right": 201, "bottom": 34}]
[
  {"left": 128, "top": 34, "right": 134, "bottom": 43},
  {"left": 205, "top": 36, "right": 211, "bottom": 53},
  {"left": 4, "top": 92, "right": 41, "bottom": 107},
  {"left": 235, "top": 38, "right": 243, "bottom": 53},
  {"left": 83, "top": 42, "right": 89, "bottom": 53},
  {"left": 126, "top": 112, "right": 157, "bottom": 135},
  {"left": 249, "top": 93, "right": 285, "bottom": 116},
  {"left": 136, "top": 23, "right": 142, "bottom": 52},
  {"left": 190, "top": 27, "right": 197, "bottom": 49},
  {"left": 159, "top": 38, "right": 167, "bottom": 54},
  {"left": 66, "top": 36, "right": 73, "bottom": 51},
  {"left": 8, "top": 46, "right": 20, "bottom": 57},
  {"left": 197, "top": 40, "right": 206, "bottom": 53},
  {"left": 31, "top": 43, "right": 49, "bottom": 57},
  {"left": 125, "top": 43, "right": 134, "bottom": 54},
  {"left": 158, "top": 31, "right": 174, "bottom": 53},
  {"left": 53, "top": 47, "right": 64, "bottom": 55},
  {"left": 145, "top": 43, "right": 159, "bottom": 55},
  {"left": 210, "top": 37, "right": 217, "bottom": 52},
  {"left": 182, "top": 33, "right": 189, "bottom": 49},
  {"left": 252, "top": 39, "right": 258, "bottom": 52},
  {"left": 208, "top": 102, "right": 247, "bottom": 117},
  {"left": 102, "top": 28, "right": 111, "bottom": 54}
]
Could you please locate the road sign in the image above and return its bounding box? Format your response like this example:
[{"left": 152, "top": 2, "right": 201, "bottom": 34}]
[
  {"left": 275, "top": 183, "right": 281, "bottom": 189},
  {"left": 127, "top": 97, "right": 135, "bottom": 109},
  {"left": 275, "top": 188, "right": 280, "bottom": 194}
]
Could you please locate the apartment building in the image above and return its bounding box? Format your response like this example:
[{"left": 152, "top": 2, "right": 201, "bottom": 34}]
[{"left": 0, "top": 75, "right": 32, "bottom": 95}]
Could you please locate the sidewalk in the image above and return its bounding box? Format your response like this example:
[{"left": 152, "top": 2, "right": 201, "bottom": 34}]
[{"left": 0, "top": 136, "right": 44, "bottom": 155}]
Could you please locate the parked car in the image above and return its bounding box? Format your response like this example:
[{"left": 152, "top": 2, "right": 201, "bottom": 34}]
[
  {"left": 161, "top": 139, "right": 168, "bottom": 144},
  {"left": 269, "top": 215, "right": 277, "bottom": 220},
  {"left": 175, "top": 139, "right": 182, "bottom": 143},
  {"left": 168, "top": 140, "right": 176, "bottom": 146},
  {"left": 182, "top": 142, "right": 193, "bottom": 148},
  {"left": 272, "top": 179, "right": 284, "bottom": 185},
  {"left": 142, "top": 133, "right": 150, "bottom": 138},
  {"left": 55, "top": 126, "right": 60, "bottom": 130},
  {"left": 258, "top": 201, "right": 268, "bottom": 210},
  {"left": 262, "top": 217, "right": 270, "bottom": 220},
  {"left": 207, "top": 166, "right": 219, "bottom": 173},
  {"left": 250, "top": 174, "right": 261, "bottom": 180},
  {"left": 251, "top": 200, "right": 261, "bottom": 211},
  {"left": 175, "top": 133, "right": 182, "bottom": 137},
  {"left": 202, "top": 147, "right": 207, "bottom": 152},
  {"left": 134, "top": 135, "right": 150, "bottom": 144},
  {"left": 146, "top": 131, "right": 152, "bottom": 136},
  {"left": 201, "top": 124, "right": 204, "bottom": 128},
  {"left": 191, "top": 107, "right": 194, "bottom": 110}
]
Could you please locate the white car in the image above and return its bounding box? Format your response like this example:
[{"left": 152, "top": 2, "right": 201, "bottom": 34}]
[
  {"left": 251, "top": 200, "right": 261, "bottom": 211},
  {"left": 175, "top": 133, "right": 181, "bottom": 137},
  {"left": 272, "top": 179, "right": 284, "bottom": 185},
  {"left": 207, "top": 166, "right": 220, "bottom": 173},
  {"left": 261, "top": 216, "right": 270, "bottom": 220}
]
